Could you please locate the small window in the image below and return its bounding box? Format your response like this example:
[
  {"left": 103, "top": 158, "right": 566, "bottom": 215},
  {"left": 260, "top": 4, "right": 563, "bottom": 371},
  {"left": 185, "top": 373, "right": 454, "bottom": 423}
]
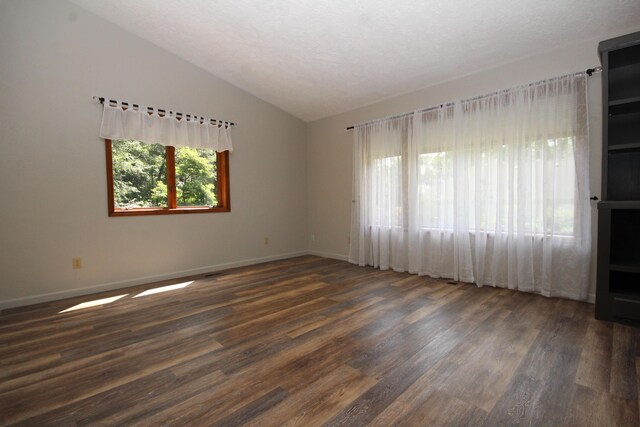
[{"left": 105, "top": 139, "right": 229, "bottom": 216}]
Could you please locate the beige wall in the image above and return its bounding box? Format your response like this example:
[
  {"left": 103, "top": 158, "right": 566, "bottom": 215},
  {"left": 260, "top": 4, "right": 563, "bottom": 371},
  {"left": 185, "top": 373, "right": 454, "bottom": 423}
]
[
  {"left": 306, "top": 29, "right": 636, "bottom": 301},
  {"left": 0, "top": 0, "right": 308, "bottom": 307}
]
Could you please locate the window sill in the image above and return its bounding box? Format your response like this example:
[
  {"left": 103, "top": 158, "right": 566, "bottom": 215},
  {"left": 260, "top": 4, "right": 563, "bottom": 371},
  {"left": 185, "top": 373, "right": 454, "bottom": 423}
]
[{"left": 109, "top": 206, "right": 230, "bottom": 217}]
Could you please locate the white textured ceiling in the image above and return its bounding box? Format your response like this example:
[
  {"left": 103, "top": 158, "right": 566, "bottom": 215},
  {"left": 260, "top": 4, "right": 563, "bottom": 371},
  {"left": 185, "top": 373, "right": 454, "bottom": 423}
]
[{"left": 70, "top": 0, "right": 640, "bottom": 122}]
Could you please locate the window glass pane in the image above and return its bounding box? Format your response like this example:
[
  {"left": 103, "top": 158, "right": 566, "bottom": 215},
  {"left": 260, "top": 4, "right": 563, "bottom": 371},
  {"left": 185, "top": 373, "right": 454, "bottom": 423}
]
[
  {"left": 547, "top": 137, "right": 576, "bottom": 235},
  {"left": 415, "top": 138, "right": 575, "bottom": 235},
  {"left": 418, "top": 151, "right": 453, "bottom": 229},
  {"left": 175, "top": 147, "right": 218, "bottom": 207},
  {"left": 112, "top": 140, "right": 167, "bottom": 208},
  {"left": 371, "top": 156, "right": 403, "bottom": 227}
]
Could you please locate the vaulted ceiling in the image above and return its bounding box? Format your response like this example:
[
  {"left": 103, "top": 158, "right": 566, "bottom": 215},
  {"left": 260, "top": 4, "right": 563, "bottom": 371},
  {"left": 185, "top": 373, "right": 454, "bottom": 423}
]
[{"left": 71, "top": 0, "right": 640, "bottom": 121}]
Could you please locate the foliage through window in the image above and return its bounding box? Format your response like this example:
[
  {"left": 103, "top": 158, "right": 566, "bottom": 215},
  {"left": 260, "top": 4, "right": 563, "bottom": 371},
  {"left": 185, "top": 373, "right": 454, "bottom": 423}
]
[
  {"left": 370, "top": 137, "right": 577, "bottom": 236},
  {"left": 414, "top": 137, "right": 576, "bottom": 235},
  {"left": 106, "top": 139, "right": 229, "bottom": 216}
]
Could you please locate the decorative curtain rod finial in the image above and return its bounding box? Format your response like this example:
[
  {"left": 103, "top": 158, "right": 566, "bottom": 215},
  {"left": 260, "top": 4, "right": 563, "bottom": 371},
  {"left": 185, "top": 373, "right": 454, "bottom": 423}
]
[{"left": 586, "top": 66, "right": 602, "bottom": 77}]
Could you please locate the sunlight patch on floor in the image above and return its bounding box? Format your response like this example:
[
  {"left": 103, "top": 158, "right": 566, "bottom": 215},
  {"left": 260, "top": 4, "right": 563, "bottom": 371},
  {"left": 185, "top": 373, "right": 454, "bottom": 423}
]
[
  {"left": 59, "top": 294, "right": 128, "bottom": 313},
  {"left": 133, "top": 281, "right": 193, "bottom": 298}
]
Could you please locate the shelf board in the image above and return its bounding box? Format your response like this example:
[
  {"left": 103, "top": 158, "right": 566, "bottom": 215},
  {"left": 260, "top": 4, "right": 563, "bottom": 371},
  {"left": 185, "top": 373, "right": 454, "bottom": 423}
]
[
  {"left": 608, "top": 143, "right": 640, "bottom": 151},
  {"left": 609, "top": 262, "right": 640, "bottom": 273},
  {"left": 610, "top": 290, "right": 640, "bottom": 301},
  {"left": 609, "top": 96, "right": 640, "bottom": 106},
  {"left": 598, "top": 200, "right": 640, "bottom": 210}
]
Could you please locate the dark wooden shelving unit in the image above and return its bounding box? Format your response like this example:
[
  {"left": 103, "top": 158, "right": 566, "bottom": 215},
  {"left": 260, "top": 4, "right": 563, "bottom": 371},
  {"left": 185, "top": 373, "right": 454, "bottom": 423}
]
[{"left": 596, "top": 31, "right": 640, "bottom": 323}]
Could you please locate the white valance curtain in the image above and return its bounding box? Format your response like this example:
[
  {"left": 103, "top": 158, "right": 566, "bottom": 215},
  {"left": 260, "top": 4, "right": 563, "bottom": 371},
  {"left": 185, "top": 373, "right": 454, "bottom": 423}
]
[
  {"left": 350, "top": 73, "right": 591, "bottom": 300},
  {"left": 99, "top": 102, "right": 233, "bottom": 152}
]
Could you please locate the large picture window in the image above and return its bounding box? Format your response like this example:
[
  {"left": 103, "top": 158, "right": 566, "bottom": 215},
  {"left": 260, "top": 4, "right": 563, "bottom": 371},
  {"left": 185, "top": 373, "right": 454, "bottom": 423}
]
[
  {"left": 350, "top": 73, "right": 591, "bottom": 301},
  {"left": 105, "top": 139, "right": 230, "bottom": 216}
]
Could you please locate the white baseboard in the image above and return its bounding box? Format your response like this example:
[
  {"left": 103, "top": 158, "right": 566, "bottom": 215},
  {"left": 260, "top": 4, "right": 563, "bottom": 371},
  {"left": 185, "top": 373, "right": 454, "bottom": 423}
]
[
  {"left": 0, "top": 250, "right": 596, "bottom": 310},
  {"left": 306, "top": 250, "right": 349, "bottom": 262},
  {"left": 0, "top": 251, "right": 308, "bottom": 311}
]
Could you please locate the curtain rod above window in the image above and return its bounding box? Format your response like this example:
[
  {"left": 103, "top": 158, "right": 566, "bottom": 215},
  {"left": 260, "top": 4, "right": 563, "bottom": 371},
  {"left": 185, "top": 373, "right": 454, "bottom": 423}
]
[
  {"left": 93, "top": 96, "right": 235, "bottom": 127},
  {"left": 344, "top": 67, "right": 601, "bottom": 131}
]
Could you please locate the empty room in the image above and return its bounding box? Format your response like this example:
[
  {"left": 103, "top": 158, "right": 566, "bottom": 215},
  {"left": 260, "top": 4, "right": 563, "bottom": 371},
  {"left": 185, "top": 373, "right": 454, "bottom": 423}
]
[{"left": 1, "top": 0, "right": 640, "bottom": 425}]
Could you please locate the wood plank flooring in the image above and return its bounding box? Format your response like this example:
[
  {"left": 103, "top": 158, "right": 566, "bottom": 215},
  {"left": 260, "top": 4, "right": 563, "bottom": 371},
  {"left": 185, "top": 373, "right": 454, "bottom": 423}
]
[{"left": 1, "top": 255, "right": 638, "bottom": 426}]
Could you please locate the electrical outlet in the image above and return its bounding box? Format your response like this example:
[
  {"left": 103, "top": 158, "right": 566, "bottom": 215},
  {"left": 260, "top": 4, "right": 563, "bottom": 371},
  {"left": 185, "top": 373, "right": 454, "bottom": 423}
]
[
  {"left": 264, "top": 236, "right": 269, "bottom": 245},
  {"left": 310, "top": 234, "right": 315, "bottom": 242},
  {"left": 72, "top": 257, "right": 82, "bottom": 269}
]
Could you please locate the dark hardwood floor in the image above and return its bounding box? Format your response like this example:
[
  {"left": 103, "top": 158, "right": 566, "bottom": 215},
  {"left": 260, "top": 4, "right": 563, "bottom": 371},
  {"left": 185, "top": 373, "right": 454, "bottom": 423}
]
[{"left": 1, "top": 255, "right": 638, "bottom": 426}]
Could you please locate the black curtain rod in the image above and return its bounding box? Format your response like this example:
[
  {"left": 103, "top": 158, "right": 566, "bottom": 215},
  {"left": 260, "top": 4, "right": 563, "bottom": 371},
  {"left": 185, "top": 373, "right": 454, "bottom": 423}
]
[
  {"left": 93, "top": 96, "right": 235, "bottom": 127},
  {"left": 345, "top": 67, "right": 602, "bottom": 131}
]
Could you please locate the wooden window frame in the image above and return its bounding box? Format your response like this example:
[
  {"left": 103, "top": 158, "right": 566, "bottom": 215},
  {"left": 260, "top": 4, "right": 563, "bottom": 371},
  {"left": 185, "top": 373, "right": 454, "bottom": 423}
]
[{"left": 105, "top": 139, "right": 230, "bottom": 217}]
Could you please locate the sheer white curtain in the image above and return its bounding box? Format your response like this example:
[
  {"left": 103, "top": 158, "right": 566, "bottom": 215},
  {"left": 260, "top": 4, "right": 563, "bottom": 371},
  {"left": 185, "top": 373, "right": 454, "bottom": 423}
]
[
  {"left": 350, "top": 117, "right": 411, "bottom": 271},
  {"left": 350, "top": 74, "right": 591, "bottom": 300}
]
